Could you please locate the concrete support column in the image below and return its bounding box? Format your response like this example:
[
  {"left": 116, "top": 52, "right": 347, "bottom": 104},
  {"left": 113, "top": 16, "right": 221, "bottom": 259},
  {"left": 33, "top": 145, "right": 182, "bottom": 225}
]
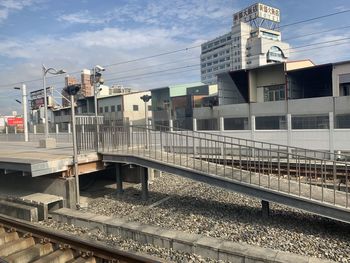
[
  {"left": 140, "top": 167, "right": 149, "bottom": 201},
  {"left": 169, "top": 119, "right": 173, "bottom": 132},
  {"left": 193, "top": 118, "right": 197, "bottom": 131},
  {"left": 250, "top": 115, "right": 256, "bottom": 141},
  {"left": 115, "top": 164, "right": 123, "bottom": 196},
  {"left": 287, "top": 113, "right": 292, "bottom": 149},
  {"left": 33, "top": 125, "right": 36, "bottom": 134},
  {"left": 329, "top": 112, "right": 335, "bottom": 157},
  {"left": 261, "top": 200, "right": 270, "bottom": 218},
  {"left": 219, "top": 117, "right": 224, "bottom": 132},
  {"left": 68, "top": 123, "right": 71, "bottom": 134},
  {"left": 5, "top": 126, "right": 8, "bottom": 134},
  {"left": 55, "top": 124, "right": 59, "bottom": 134}
]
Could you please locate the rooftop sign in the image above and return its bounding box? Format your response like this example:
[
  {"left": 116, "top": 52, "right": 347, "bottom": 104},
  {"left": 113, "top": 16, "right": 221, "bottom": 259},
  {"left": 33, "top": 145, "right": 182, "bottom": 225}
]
[{"left": 233, "top": 3, "right": 280, "bottom": 25}]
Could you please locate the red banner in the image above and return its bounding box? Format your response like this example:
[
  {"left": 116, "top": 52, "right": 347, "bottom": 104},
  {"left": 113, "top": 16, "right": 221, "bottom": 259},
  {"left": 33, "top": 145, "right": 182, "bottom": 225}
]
[{"left": 7, "top": 117, "right": 24, "bottom": 126}]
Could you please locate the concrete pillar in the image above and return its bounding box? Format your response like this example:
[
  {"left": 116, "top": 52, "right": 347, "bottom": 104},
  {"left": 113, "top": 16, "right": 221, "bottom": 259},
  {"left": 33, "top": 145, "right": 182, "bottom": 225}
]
[
  {"left": 250, "top": 115, "right": 255, "bottom": 141},
  {"left": 55, "top": 124, "right": 59, "bottom": 134},
  {"left": 148, "top": 168, "right": 155, "bottom": 182},
  {"left": 193, "top": 118, "right": 197, "bottom": 131},
  {"left": 115, "top": 164, "right": 123, "bottom": 196},
  {"left": 14, "top": 126, "right": 17, "bottom": 134},
  {"left": 140, "top": 167, "right": 149, "bottom": 201},
  {"left": 5, "top": 126, "right": 8, "bottom": 134},
  {"left": 329, "top": 112, "right": 334, "bottom": 157},
  {"left": 68, "top": 123, "right": 71, "bottom": 134},
  {"left": 33, "top": 125, "right": 36, "bottom": 134},
  {"left": 261, "top": 200, "right": 270, "bottom": 218},
  {"left": 169, "top": 119, "right": 173, "bottom": 132},
  {"left": 219, "top": 117, "right": 224, "bottom": 132},
  {"left": 287, "top": 113, "right": 292, "bottom": 149}
]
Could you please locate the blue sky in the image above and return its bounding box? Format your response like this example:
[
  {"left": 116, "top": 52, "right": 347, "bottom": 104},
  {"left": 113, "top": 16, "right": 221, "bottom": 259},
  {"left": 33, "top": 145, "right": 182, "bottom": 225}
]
[{"left": 0, "top": 0, "right": 350, "bottom": 114}]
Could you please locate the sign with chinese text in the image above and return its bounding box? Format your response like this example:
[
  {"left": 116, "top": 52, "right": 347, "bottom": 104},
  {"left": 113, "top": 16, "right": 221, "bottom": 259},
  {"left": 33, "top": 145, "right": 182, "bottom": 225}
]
[
  {"left": 7, "top": 117, "right": 24, "bottom": 126},
  {"left": 233, "top": 3, "right": 280, "bottom": 25}
]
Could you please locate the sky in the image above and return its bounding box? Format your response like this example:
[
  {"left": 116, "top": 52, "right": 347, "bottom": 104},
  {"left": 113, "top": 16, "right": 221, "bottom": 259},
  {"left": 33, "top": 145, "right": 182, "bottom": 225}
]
[{"left": 0, "top": 0, "right": 350, "bottom": 115}]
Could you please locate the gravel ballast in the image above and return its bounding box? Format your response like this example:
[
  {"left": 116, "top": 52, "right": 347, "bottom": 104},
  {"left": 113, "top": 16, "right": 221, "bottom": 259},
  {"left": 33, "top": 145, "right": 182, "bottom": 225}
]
[
  {"left": 38, "top": 219, "right": 224, "bottom": 263},
  {"left": 84, "top": 173, "right": 350, "bottom": 263}
]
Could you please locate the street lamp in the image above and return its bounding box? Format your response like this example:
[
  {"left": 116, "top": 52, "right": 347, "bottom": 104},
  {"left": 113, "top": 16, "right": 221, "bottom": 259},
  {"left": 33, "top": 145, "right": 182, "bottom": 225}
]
[
  {"left": 140, "top": 94, "right": 152, "bottom": 148},
  {"left": 92, "top": 65, "right": 105, "bottom": 150},
  {"left": 42, "top": 65, "right": 66, "bottom": 139},
  {"left": 14, "top": 84, "right": 28, "bottom": 142}
]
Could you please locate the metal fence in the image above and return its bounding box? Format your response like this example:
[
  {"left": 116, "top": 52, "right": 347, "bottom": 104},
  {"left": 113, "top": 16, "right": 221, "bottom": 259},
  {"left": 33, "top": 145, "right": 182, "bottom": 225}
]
[{"left": 93, "top": 124, "right": 350, "bottom": 210}]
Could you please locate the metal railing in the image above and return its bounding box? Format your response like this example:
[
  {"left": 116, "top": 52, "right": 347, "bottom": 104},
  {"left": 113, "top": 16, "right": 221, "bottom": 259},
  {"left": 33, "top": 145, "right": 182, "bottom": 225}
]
[{"left": 93, "top": 124, "right": 349, "bottom": 210}]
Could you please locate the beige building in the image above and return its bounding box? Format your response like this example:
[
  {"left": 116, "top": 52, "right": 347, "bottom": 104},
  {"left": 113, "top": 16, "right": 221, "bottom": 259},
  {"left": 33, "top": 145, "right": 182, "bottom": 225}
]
[
  {"left": 97, "top": 91, "right": 152, "bottom": 125},
  {"left": 201, "top": 3, "right": 290, "bottom": 84}
]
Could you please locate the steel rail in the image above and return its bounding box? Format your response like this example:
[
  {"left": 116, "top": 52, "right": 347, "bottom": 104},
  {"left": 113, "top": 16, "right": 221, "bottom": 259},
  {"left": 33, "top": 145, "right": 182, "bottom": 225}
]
[{"left": 0, "top": 214, "right": 162, "bottom": 263}]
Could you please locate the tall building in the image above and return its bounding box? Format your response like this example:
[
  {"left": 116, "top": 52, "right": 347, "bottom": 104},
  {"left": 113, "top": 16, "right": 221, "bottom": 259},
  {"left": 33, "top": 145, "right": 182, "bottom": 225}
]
[{"left": 201, "top": 3, "right": 290, "bottom": 84}]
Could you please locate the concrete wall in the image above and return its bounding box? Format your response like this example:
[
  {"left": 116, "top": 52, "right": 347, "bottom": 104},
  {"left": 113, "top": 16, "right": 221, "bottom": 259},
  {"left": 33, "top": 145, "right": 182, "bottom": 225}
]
[
  {"left": 0, "top": 174, "right": 76, "bottom": 208},
  {"left": 193, "top": 96, "right": 350, "bottom": 152}
]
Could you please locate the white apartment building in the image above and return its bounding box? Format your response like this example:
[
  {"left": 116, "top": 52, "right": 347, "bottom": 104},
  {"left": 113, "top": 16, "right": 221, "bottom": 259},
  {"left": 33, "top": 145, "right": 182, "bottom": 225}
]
[{"left": 201, "top": 3, "right": 290, "bottom": 84}]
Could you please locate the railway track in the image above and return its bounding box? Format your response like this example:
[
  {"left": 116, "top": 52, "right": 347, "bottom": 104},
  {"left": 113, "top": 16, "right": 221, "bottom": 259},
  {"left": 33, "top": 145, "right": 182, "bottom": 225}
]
[{"left": 0, "top": 214, "right": 161, "bottom": 263}]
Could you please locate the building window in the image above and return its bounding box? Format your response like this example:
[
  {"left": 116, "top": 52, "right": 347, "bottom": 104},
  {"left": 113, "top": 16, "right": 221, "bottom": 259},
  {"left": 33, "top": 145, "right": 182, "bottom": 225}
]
[
  {"left": 104, "top": 106, "right": 109, "bottom": 113},
  {"left": 99, "top": 107, "right": 103, "bottom": 113},
  {"left": 224, "top": 117, "right": 249, "bottom": 130},
  {"left": 111, "top": 106, "right": 116, "bottom": 112},
  {"left": 197, "top": 118, "right": 218, "bottom": 131},
  {"left": 336, "top": 114, "right": 350, "bottom": 128},
  {"left": 263, "top": 85, "right": 285, "bottom": 102},
  {"left": 292, "top": 115, "right": 329, "bottom": 129},
  {"left": 133, "top": 105, "right": 139, "bottom": 111},
  {"left": 256, "top": 116, "right": 287, "bottom": 130},
  {"left": 117, "top": 105, "right": 121, "bottom": 111}
]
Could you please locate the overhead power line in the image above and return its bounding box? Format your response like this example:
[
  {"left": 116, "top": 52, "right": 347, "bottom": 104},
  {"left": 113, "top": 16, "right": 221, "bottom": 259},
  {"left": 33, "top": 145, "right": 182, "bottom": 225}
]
[{"left": 0, "top": 9, "right": 350, "bottom": 89}]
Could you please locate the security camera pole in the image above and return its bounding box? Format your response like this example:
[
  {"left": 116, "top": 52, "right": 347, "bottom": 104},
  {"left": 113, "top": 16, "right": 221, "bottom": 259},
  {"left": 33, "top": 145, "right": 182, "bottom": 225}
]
[
  {"left": 65, "top": 84, "right": 81, "bottom": 208},
  {"left": 140, "top": 94, "right": 152, "bottom": 149}
]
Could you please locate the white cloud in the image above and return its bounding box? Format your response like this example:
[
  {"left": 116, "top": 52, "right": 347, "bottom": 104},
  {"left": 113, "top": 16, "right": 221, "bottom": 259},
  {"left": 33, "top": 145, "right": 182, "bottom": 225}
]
[
  {"left": 57, "top": 10, "right": 107, "bottom": 25},
  {"left": 0, "top": 0, "right": 42, "bottom": 22}
]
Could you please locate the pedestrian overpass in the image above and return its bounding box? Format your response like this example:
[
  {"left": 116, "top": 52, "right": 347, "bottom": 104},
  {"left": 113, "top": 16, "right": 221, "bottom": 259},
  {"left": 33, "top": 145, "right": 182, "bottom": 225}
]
[{"left": 77, "top": 123, "right": 350, "bottom": 223}]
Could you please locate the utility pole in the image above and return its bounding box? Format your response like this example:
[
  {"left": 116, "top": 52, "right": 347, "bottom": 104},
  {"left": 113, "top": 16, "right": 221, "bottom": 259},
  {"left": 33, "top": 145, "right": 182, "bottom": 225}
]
[{"left": 22, "top": 84, "right": 28, "bottom": 142}]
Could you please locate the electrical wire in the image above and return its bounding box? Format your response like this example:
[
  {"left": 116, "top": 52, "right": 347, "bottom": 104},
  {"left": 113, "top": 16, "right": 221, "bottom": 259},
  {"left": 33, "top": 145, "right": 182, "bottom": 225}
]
[{"left": 1, "top": 8, "right": 349, "bottom": 89}]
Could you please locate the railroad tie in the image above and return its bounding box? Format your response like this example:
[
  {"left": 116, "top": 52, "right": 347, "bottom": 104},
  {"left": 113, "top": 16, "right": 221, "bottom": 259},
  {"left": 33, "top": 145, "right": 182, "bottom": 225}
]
[
  {"left": 31, "top": 248, "right": 75, "bottom": 263},
  {"left": 0, "top": 231, "right": 19, "bottom": 246},
  {"left": 0, "top": 237, "right": 35, "bottom": 257},
  {"left": 4, "top": 243, "right": 53, "bottom": 263},
  {"left": 70, "top": 257, "right": 96, "bottom": 263}
]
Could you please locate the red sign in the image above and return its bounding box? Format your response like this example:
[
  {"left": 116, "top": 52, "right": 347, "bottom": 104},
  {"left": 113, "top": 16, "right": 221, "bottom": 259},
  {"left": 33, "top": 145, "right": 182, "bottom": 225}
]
[{"left": 7, "top": 117, "right": 24, "bottom": 126}]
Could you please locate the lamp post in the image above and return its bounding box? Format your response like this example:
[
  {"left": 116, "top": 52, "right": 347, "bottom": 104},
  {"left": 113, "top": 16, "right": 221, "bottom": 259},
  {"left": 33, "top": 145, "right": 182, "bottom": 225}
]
[
  {"left": 42, "top": 65, "right": 66, "bottom": 139},
  {"left": 140, "top": 94, "right": 152, "bottom": 148},
  {"left": 14, "top": 84, "right": 28, "bottom": 142},
  {"left": 92, "top": 65, "right": 105, "bottom": 150},
  {"left": 64, "top": 84, "right": 81, "bottom": 208}
]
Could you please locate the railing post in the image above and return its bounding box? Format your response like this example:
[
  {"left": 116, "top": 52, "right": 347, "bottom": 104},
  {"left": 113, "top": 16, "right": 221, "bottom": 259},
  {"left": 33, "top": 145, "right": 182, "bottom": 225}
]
[
  {"left": 287, "top": 113, "right": 292, "bottom": 148},
  {"left": 329, "top": 111, "right": 334, "bottom": 160},
  {"left": 193, "top": 118, "right": 197, "bottom": 132},
  {"left": 14, "top": 126, "right": 17, "bottom": 134},
  {"left": 55, "top": 124, "right": 59, "bottom": 134},
  {"left": 68, "top": 123, "right": 71, "bottom": 134},
  {"left": 250, "top": 115, "right": 255, "bottom": 141},
  {"left": 219, "top": 117, "right": 224, "bottom": 132},
  {"left": 5, "top": 126, "right": 8, "bottom": 134},
  {"left": 33, "top": 125, "right": 36, "bottom": 134},
  {"left": 129, "top": 121, "right": 133, "bottom": 148},
  {"left": 169, "top": 119, "right": 173, "bottom": 132}
]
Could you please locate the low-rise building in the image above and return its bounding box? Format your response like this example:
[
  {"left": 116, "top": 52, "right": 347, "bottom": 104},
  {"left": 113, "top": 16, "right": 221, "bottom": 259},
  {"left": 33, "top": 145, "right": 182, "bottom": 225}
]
[
  {"left": 193, "top": 60, "right": 350, "bottom": 153},
  {"left": 151, "top": 82, "right": 217, "bottom": 129}
]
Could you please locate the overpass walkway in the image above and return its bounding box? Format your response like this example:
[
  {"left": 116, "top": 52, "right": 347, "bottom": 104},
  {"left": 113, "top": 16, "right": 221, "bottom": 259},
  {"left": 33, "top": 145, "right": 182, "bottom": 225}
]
[{"left": 78, "top": 124, "right": 350, "bottom": 223}]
